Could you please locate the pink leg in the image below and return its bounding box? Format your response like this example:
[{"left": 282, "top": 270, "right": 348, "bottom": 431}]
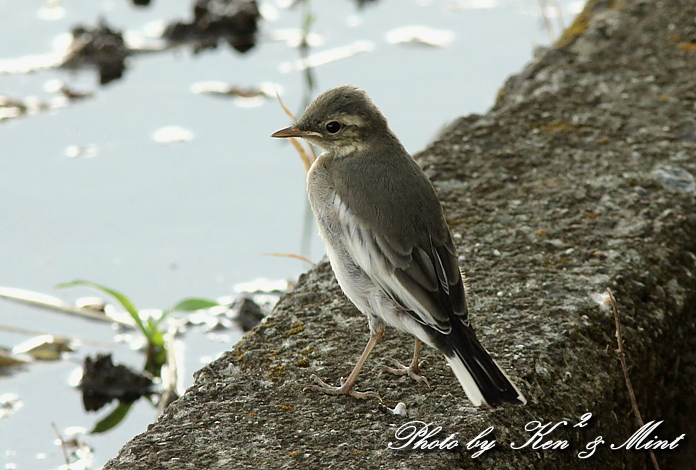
[{"left": 305, "top": 327, "right": 384, "bottom": 400}]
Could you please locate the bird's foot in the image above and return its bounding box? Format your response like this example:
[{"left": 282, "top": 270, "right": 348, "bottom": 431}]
[
  {"left": 303, "top": 374, "right": 382, "bottom": 401},
  {"left": 380, "top": 357, "right": 430, "bottom": 388}
]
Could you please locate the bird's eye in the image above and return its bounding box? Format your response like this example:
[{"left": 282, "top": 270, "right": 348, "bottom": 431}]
[{"left": 325, "top": 121, "right": 342, "bottom": 134}]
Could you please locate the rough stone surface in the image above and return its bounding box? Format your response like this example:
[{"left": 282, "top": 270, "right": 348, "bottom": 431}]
[{"left": 104, "top": 0, "right": 696, "bottom": 468}]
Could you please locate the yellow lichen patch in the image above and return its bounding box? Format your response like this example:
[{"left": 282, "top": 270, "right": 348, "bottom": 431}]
[
  {"left": 268, "top": 365, "right": 285, "bottom": 378},
  {"left": 537, "top": 121, "right": 580, "bottom": 134},
  {"left": 495, "top": 86, "right": 506, "bottom": 105},
  {"left": 446, "top": 217, "right": 468, "bottom": 226},
  {"left": 677, "top": 42, "right": 696, "bottom": 52},
  {"left": 284, "top": 322, "right": 305, "bottom": 337},
  {"left": 555, "top": 10, "right": 590, "bottom": 48},
  {"left": 536, "top": 229, "right": 547, "bottom": 238},
  {"left": 555, "top": 0, "right": 616, "bottom": 48},
  {"left": 277, "top": 405, "right": 292, "bottom": 411},
  {"left": 295, "top": 358, "right": 310, "bottom": 368},
  {"left": 232, "top": 352, "right": 245, "bottom": 362}
]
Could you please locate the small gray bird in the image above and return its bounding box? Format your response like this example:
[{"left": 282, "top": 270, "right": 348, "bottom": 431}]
[{"left": 272, "top": 85, "right": 525, "bottom": 407}]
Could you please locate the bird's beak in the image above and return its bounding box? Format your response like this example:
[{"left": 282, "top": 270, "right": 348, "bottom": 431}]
[{"left": 271, "top": 126, "right": 321, "bottom": 139}]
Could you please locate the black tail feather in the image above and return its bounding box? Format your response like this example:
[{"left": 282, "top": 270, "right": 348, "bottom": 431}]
[{"left": 435, "top": 321, "right": 526, "bottom": 407}]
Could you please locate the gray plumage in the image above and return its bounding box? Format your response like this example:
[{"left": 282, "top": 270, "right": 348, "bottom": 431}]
[{"left": 272, "top": 85, "right": 525, "bottom": 407}]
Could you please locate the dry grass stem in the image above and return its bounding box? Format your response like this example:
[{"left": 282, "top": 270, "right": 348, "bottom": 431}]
[
  {"left": 259, "top": 252, "right": 315, "bottom": 266},
  {"left": 51, "top": 422, "right": 71, "bottom": 466},
  {"left": 274, "top": 86, "right": 316, "bottom": 172},
  {"left": 607, "top": 288, "right": 660, "bottom": 470}
]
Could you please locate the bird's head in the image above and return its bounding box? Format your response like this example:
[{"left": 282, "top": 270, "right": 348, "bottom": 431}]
[{"left": 271, "top": 85, "right": 389, "bottom": 156}]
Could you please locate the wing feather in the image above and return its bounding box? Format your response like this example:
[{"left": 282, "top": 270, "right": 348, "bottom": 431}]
[{"left": 333, "top": 193, "right": 467, "bottom": 334}]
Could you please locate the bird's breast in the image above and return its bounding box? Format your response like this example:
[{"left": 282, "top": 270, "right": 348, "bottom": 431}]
[{"left": 306, "top": 162, "right": 342, "bottom": 242}]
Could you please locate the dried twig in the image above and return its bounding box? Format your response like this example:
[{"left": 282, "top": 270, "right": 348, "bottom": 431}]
[
  {"left": 274, "top": 84, "right": 296, "bottom": 122},
  {"left": 607, "top": 288, "right": 660, "bottom": 470},
  {"left": 158, "top": 325, "right": 182, "bottom": 414},
  {"left": 273, "top": 86, "right": 316, "bottom": 172},
  {"left": 259, "top": 252, "right": 314, "bottom": 265},
  {"left": 0, "top": 324, "right": 117, "bottom": 348},
  {"left": 51, "top": 422, "right": 71, "bottom": 467},
  {"left": 538, "top": 0, "right": 555, "bottom": 44},
  {"left": 538, "top": 0, "right": 565, "bottom": 44}
]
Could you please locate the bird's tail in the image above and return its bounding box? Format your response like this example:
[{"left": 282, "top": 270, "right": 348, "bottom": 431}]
[{"left": 443, "top": 323, "right": 526, "bottom": 407}]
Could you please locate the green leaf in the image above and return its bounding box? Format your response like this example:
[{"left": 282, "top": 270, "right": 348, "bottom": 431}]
[
  {"left": 147, "top": 325, "right": 165, "bottom": 347},
  {"left": 90, "top": 402, "right": 132, "bottom": 434},
  {"left": 56, "top": 280, "right": 147, "bottom": 337},
  {"left": 169, "top": 298, "right": 219, "bottom": 312}
]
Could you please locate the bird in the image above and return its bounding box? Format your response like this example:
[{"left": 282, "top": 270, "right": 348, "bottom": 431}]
[{"left": 271, "top": 85, "right": 526, "bottom": 407}]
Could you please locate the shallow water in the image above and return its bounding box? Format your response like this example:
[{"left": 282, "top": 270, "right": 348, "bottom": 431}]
[{"left": 0, "top": 0, "right": 580, "bottom": 467}]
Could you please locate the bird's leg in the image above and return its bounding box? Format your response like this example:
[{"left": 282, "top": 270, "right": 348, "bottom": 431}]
[
  {"left": 380, "top": 338, "right": 430, "bottom": 388},
  {"left": 304, "top": 327, "right": 384, "bottom": 401}
]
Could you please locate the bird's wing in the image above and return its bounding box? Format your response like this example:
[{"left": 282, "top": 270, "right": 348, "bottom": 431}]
[{"left": 332, "top": 192, "right": 468, "bottom": 334}]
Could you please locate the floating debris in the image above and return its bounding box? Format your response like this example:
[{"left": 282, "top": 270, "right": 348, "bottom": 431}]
[
  {"left": 79, "top": 354, "right": 155, "bottom": 412},
  {"left": 0, "top": 393, "right": 22, "bottom": 419},
  {"left": 163, "top": 0, "right": 260, "bottom": 53},
  {"left": 0, "top": 83, "right": 92, "bottom": 123},
  {"left": 353, "top": 0, "right": 379, "bottom": 7},
  {"left": 75, "top": 297, "right": 107, "bottom": 313},
  {"left": 0, "top": 94, "right": 58, "bottom": 121},
  {"left": 191, "top": 81, "right": 280, "bottom": 107},
  {"left": 59, "top": 85, "right": 94, "bottom": 101},
  {"left": 0, "top": 96, "right": 25, "bottom": 121},
  {"left": 61, "top": 20, "right": 129, "bottom": 85},
  {"left": 0, "top": 350, "right": 30, "bottom": 367},
  {"left": 43, "top": 79, "right": 93, "bottom": 100},
  {"left": 232, "top": 297, "right": 265, "bottom": 332},
  {"left": 186, "top": 310, "right": 233, "bottom": 332},
  {"left": 0, "top": 52, "right": 63, "bottom": 76},
  {"left": 53, "top": 425, "right": 95, "bottom": 469},
  {"left": 151, "top": 126, "right": 194, "bottom": 144},
  {"left": 231, "top": 278, "right": 289, "bottom": 321},
  {"left": 190, "top": 81, "right": 275, "bottom": 98},
  {"left": 259, "top": 3, "right": 281, "bottom": 21},
  {"left": 38, "top": 2, "right": 66, "bottom": 20},
  {"left": 65, "top": 144, "right": 98, "bottom": 159},
  {"left": 279, "top": 40, "right": 374, "bottom": 73},
  {"left": 233, "top": 278, "right": 291, "bottom": 295},
  {"left": 444, "top": 0, "right": 498, "bottom": 11},
  {"left": 267, "top": 28, "right": 324, "bottom": 47},
  {"left": 11, "top": 335, "right": 73, "bottom": 361},
  {"left": 385, "top": 26, "right": 455, "bottom": 48},
  {"left": 0, "top": 286, "right": 133, "bottom": 326}
]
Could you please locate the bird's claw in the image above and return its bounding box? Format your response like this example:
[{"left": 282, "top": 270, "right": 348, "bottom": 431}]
[
  {"left": 380, "top": 357, "right": 430, "bottom": 388},
  {"left": 303, "top": 374, "right": 382, "bottom": 401}
]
